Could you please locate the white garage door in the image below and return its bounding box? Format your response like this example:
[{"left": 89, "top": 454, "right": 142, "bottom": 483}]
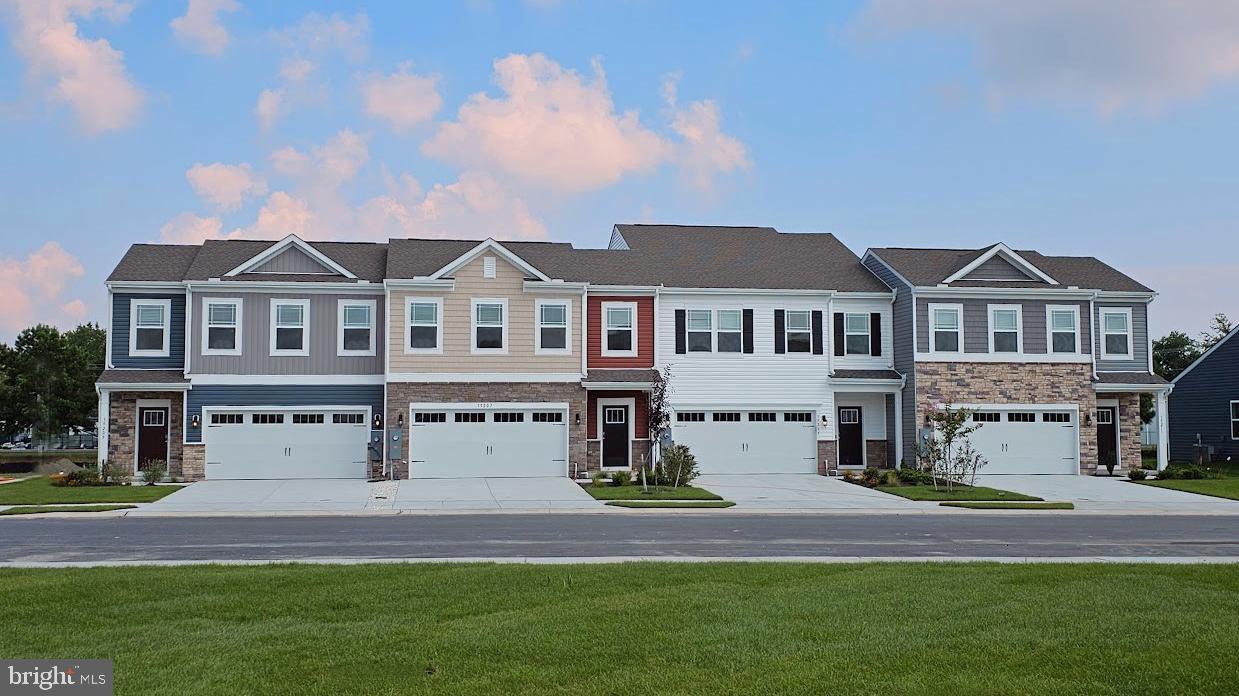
[
  {"left": 671, "top": 409, "right": 818, "bottom": 474},
  {"left": 204, "top": 409, "right": 370, "bottom": 479},
  {"left": 964, "top": 408, "right": 1078, "bottom": 474},
  {"left": 409, "top": 405, "right": 567, "bottom": 478}
]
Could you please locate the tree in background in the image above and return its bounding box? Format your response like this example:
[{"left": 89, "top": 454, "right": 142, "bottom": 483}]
[
  {"left": 1153, "top": 331, "right": 1203, "bottom": 382},
  {"left": 1200, "top": 313, "right": 1234, "bottom": 349},
  {"left": 0, "top": 324, "right": 105, "bottom": 441}
]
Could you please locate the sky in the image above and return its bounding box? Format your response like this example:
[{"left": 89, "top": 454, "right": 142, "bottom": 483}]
[{"left": 1, "top": 0, "right": 1237, "bottom": 342}]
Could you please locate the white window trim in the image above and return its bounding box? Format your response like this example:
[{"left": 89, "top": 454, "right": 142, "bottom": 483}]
[
  {"left": 129, "top": 298, "right": 172, "bottom": 358},
  {"left": 337, "top": 299, "right": 377, "bottom": 357},
  {"left": 1100, "top": 307, "right": 1134, "bottom": 360},
  {"left": 685, "top": 308, "right": 713, "bottom": 353},
  {"left": 404, "top": 296, "right": 444, "bottom": 355},
  {"left": 783, "top": 309, "right": 813, "bottom": 354},
  {"left": 201, "top": 298, "right": 242, "bottom": 357},
  {"left": 927, "top": 303, "right": 964, "bottom": 354},
  {"left": 843, "top": 312, "right": 872, "bottom": 356},
  {"left": 1230, "top": 400, "right": 1239, "bottom": 441},
  {"left": 715, "top": 309, "right": 743, "bottom": 354},
  {"left": 534, "top": 298, "right": 572, "bottom": 355},
  {"left": 471, "top": 297, "right": 509, "bottom": 355},
  {"left": 601, "top": 301, "right": 638, "bottom": 357},
  {"left": 987, "top": 303, "right": 1023, "bottom": 354},
  {"left": 1045, "top": 304, "right": 1081, "bottom": 355},
  {"left": 269, "top": 298, "right": 310, "bottom": 357}
]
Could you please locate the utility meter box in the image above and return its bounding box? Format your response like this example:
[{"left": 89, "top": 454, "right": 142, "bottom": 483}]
[{"left": 388, "top": 426, "right": 403, "bottom": 460}]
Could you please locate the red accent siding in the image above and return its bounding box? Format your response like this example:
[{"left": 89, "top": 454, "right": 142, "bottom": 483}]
[
  {"left": 587, "top": 295, "right": 654, "bottom": 368},
  {"left": 587, "top": 391, "right": 649, "bottom": 439}
]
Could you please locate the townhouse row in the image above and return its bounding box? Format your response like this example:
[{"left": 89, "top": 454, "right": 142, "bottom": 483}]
[{"left": 96, "top": 224, "right": 1171, "bottom": 483}]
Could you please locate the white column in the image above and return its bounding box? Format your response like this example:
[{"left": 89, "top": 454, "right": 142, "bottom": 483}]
[
  {"left": 894, "top": 389, "right": 904, "bottom": 470},
  {"left": 1156, "top": 389, "right": 1170, "bottom": 471},
  {"left": 97, "top": 389, "right": 109, "bottom": 467}
]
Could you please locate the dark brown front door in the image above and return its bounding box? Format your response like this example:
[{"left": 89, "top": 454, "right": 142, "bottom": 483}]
[
  {"left": 838, "top": 407, "right": 863, "bottom": 467},
  {"left": 137, "top": 406, "right": 169, "bottom": 470},
  {"left": 602, "top": 406, "right": 629, "bottom": 469},
  {"left": 1096, "top": 407, "right": 1117, "bottom": 471}
]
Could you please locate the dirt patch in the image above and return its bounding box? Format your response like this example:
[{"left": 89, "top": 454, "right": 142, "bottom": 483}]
[{"left": 30, "top": 459, "right": 86, "bottom": 476}]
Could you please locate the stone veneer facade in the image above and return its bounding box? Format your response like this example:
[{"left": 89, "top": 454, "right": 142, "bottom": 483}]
[
  {"left": 107, "top": 391, "right": 185, "bottom": 479},
  {"left": 384, "top": 382, "right": 588, "bottom": 479},
  {"left": 817, "top": 440, "right": 837, "bottom": 475},
  {"left": 585, "top": 439, "right": 653, "bottom": 475},
  {"left": 1114, "top": 392, "right": 1143, "bottom": 472},
  {"left": 915, "top": 362, "right": 1099, "bottom": 474}
]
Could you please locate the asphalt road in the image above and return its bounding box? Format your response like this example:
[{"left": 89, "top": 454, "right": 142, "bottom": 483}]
[{"left": 2, "top": 514, "right": 1238, "bottom": 563}]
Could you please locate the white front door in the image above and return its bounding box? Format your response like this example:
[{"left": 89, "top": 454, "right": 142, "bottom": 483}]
[
  {"left": 204, "top": 409, "right": 370, "bottom": 479},
  {"left": 409, "top": 406, "right": 567, "bottom": 478},
  {"left": 963, "top": 408, "right": 1078, "bottom": 475},
  {"left": 671, "top": 409, "right": 818, "bottom": 474}
]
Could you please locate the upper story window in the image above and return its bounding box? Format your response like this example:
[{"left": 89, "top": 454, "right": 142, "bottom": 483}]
[
  {"left": 1100, "top": 308, "right": 1133, "bottom": 360},
  {"left": 785, "top": 310, "right": 812, "bottom": 353},
  {"left": 686, "top": 310, "right": 712, "bottom": 352},
  {"left": 716, "top": 310, "right": 742, "bottom": 353},
  {"left": 603, "top": 302, "right": 636, "bottom": 356},
  {"left": 536, "top": 300, "right": 570, "bottom": 354},
  {"left": 338, "top": 300, "right": 376, "bottom": 356},
  {"left": 130, "top": 299, "right": 171, "bottom": 357},
  {"left": 472, "top": 299, "right": 507, "bottom": 353},
  {"left": 988, "top": 305, "right": 1022, "bottom": 353},
  {"left": 844, "top": 313, "right": 871, "bottom": 355},
  {"left": 203, "top": 299, "right": 241, "bottom": 356},
  {"left": 407, "top": 298, "right": 442, "bottom": 353},
  {"left": 270, "top": 299, "right": 309, "bottom": 356},
  {"left": 1047, "top": 305, "right": 1079, "bottom": 353},
  {"left": 929, "top": 304, "right": 962, "bottom": 353},
  {"left": 1231, "top": 401, "right": 1239, "bottom": 440}
]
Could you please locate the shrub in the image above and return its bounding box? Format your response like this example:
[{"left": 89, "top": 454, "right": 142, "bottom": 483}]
[
  {"left": 58, "top": 469, "right": 100, "bottom": 487},
  {"left": 657, "top": 444, "right": 699, "bottom": 487},
  {"left": 881, "top": 469, "right": 899, "bottom": 486},
  {"left": 140, "top": 460, "right": 168, "bottom": 485},
  {"left": 1128, "top": 468, "right": 1148, "bottom": 481},
  {"left": 100, "top": 460, "right": 130, "bottom": 486},
  {"left": 48, "top": 472, "right": 69, "bottom": 487},
  {"left": 897, "top": 467, "right": 933, "bottom": 485},
  {"left": 609, "top": 469, "right": 632, "bottom": 487},
  {"left": 841, "top": 471, "right": 857, "bottom": 483},
  {"left": 859, "top": 467, "right": 882, "bottom": 488},
  {"left": 591, "top": 470, "right": 606, "bottom": 487},
  {"left": 1158, "top": 463, "right": 1207, "bottom": 480}
]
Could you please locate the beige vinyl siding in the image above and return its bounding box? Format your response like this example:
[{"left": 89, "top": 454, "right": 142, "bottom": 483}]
[{"left": 388, "top": 255, "right": 581, "bottom": 373}]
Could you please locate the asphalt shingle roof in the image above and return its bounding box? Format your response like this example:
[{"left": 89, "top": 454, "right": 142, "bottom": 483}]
[
  {"left": 96, "top": 369, "right": 189, "bottom": 385},
  {"left": 106, "top": 245, "right": 199, "bottom": 282},
  {"left": 1095, "top": 372, "right": 1168, "bottom": 385},
  {"left": 867, "top": 246, "right": 1152, "bottom": 292}
]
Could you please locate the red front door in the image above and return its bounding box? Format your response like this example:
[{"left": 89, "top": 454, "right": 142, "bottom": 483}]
[{"left": 137, "top": 407, "right": 169, "bottom": 470}]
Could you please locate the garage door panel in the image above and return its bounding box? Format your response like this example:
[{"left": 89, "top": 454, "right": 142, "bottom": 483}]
[
  {"left": 672, "top": 409, "right": 817, "bottom": 475},
  {"left": 964, "top": 408, "right": 1078, "bottom": 475},
  {"left": 205, "top": 409, "right": 369, "bottom": 479},
  {"left": 410, "top": 407, "right": 567, "bottom": 479}
]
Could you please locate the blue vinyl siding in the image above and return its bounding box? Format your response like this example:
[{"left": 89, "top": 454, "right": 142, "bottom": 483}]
[
  {"left": 111, "top": 293, "right": 186, "bottom": 369},
  {"left": 185, "top": 384, "right": 383, "bottom": 443},
  {"left": 1169, "top": 334, "right": 1239, "bottom": 461}
]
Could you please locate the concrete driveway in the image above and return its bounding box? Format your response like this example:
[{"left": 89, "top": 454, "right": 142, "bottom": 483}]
[
  {"left": 975, "top": 474, "right": 1239, "bottom": 513},
  {"left": 382, "top": 477, "right": 601, "bottom": 511},
  {"left": 131, "top": 479, "right": 378, "bottom": 515},
  {"left": 695, "top": 474, "right": 919, "bottom": 510}
]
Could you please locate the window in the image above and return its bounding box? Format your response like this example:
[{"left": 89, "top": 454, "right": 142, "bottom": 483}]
[
  {"left": 292, "top": 413, "right": 324, "bottom": 424},
  {"left": 536, "top": 300, "right": 569, "bottom": 353},
  {"left": 747, "top": 412, "right": 776, "bottom": 422},
  {"left": 210, "top": 413, "right": 243, "bottom": 425},
  {"left": 252, "top": 413, "right": 285, "bottom": 424},
  {"left": 784, "top": 412, "right": 813, "bottom": 422},
  {"left": 494, "top": 412, "right": 525, "bottom": 423},
  {"left": 603, "top": 302, "right": 636, "bottom": 355},
  {"left": 203, "top": 299, "right": 241, "bottom": 355},
  {"left": 407, "top": 299, "right": 441, "bottom": 353},
  {"left": 270, "top": 300, "right": 309, "bottom": 356},
  {"left": 455, "top": 412, "right": 486, "bottom": 423},
  {"left": 413, "top": 412, "right": 446, "bottom": 424},
  {"left": 972, "top": 412, "right": 1001, "bottom": 423},
  {"left": 130, "top": 299, "right": 171, "bottom": 357},
  {"left": 1231, "top": 402, "right": 1239, "bottom": 440},
  {"left": 676, "top": 412, "right": 705, "bottom": 422},
  {"left": 712, "top": 412, "right": 741, "bottom": 422},
  {"left": 338, "top": 300, "right": 375, "bottom": 356},
  {"left": 533, "top": 412, "right": 563, "bottom": 423},
  {"left": 142, "top": 410, "right": 166, "bottom": 427},
  {"left": 334, "top": 413, "right": 365, "bottom": 424},
  {"left": 785, "top": 310, "right": 812, "bottom": 353},
  {"left": 717, "top": 310, "right": 742, "bottom": 353},
  {"left": 989, "top": 305, "right": 1022, "bottom": 353},
  {"left": 1101, "top": 308, "right": 1133, "bottom": 359},
  {"left": 686, "top": 310, "right": 712, "bottom": 352},
  {"left": 1007, "top": 412, "right": 1036, "bottom": 423},
  {"left": 929, "top": 304, "right": 962, "bottom": 353},
  {"left": 839, "top": 408, "right": 860, "bottom": 425},
  {"left": 604, "top": 407, "right": 626, "bottom": 424},
  {"left": 1096, "top": 409, "right": 1113, "bottom": 425},
  {"left": 472, "top": 299, "right": 507, "bottom": 353},
  {"left": 1042, "top": 412, "right": 1072, "bottom": 423},
  {"left": 1047, "top": 306, "right": 1079, "bottom": 353},
  {"left": 844, "top": 314, "right": 871, "bottom": 355}
]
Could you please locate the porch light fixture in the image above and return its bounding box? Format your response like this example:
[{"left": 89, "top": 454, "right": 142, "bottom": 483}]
[
  {"left": 190, "top": 414, "right": 200, "bottom": 430},
  {"left": 821, "top": 414, "right": 828, "bottom": 426},
  {"left": 397, "top": 413, "right": 404, "bottom": 427},
  {"left": 1084, "top": 413, "right": 1092, "bottom": 426},
  {"left": 575, "top": 413, "right": 581, "bottom": 426},
  {"left": 373, "top": 413, "right": 383, "bottom": 429}
]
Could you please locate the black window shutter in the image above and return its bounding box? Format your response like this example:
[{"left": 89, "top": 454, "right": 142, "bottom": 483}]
[
  {"left": 674, "top": 309, "right": 687, "bottom": 354},
  {"left": 774, "top": 310, "right": 785, "bottom": 354},
  {"left": 742, "top": 309, "right": 754, "bottom": 354},
  {"left": 870, "top": 312, "right": 883, "bottom": 356},
  {"left": 812, "top": 310, "right": 824, "bottom": 355},
  {"left": 833, "top": 313, "right": 845, "bottom": 357}
]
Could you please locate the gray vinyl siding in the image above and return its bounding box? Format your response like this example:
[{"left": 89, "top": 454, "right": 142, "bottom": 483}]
[
  {"left": 110, "top": 293, "right": 186, "bottom": 369},
  {"left": 863, "top": 255, "right": 916, "bottom": 465},
  {"left": 916, "top": 298, "right": 1092, "bottom": 355},
  {"left": 960, "top": 256, "right": 1035, "bottom": 281},
  {"left": 1169, "top": 334, "right": 1239, "bottom": 461},
  {"left": 1094, "top": 302, "right": 1149, "bottom": 372},
  {"left": 251, "top": 247, "right": 335, "bottom": 274},
  {"left": 192, "top": 292, "right": 384, "bottom": 375},
  {"left": 185, "top": 384, "right": 384, "bottom": 443}
]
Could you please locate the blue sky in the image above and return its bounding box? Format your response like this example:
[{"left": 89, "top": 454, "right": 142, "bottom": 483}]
[{"left": 1, "top": 0, "right": 1237, "bottom": 341}]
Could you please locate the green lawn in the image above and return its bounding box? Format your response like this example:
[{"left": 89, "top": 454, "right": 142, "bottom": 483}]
[
  {"left": 940, "top": 501, "right": 1074, "bottom": 510},
  {"left": 582, "top": 483, "right": 722, "bottom": 500},
  {"left": 0, "top": 477, "right": 183, "bottom": 505},
  {"left": 876, "top": 483, "right": 1042, "bottom": 501},
  {"left": 605, "top": 500, "right": 735, "bottom": 508},
  {"left": 1136, "top": 460, "right": 1239, "bottom": 501},
  {"left": 1, "top": 563, "right": 1237, "bottom": 694},
  {"left": 0, "top": 504, "right": 136, "bottom": 516}
]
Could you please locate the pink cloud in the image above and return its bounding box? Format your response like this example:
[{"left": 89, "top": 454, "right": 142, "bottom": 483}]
[
  {"left": 0, "top": 242, "right": 87, "bottom": 334},
  {"left": 663, "top": 75, "right": 750, "bottom": 192},
  {"left": 170, "top": 0, "right": 240, "bottom": 57},
  {"left": 186, "top": 162, "right": 267, "bottom": 211},
  {"left": 158, "top": 212, "right": 225, "bottom": 244},
  {"left": 362, "top": 63, "right": 442, "bottom": 132},
  {"left": 358, "top": 170, "right": 546, "bottom": 240}
]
